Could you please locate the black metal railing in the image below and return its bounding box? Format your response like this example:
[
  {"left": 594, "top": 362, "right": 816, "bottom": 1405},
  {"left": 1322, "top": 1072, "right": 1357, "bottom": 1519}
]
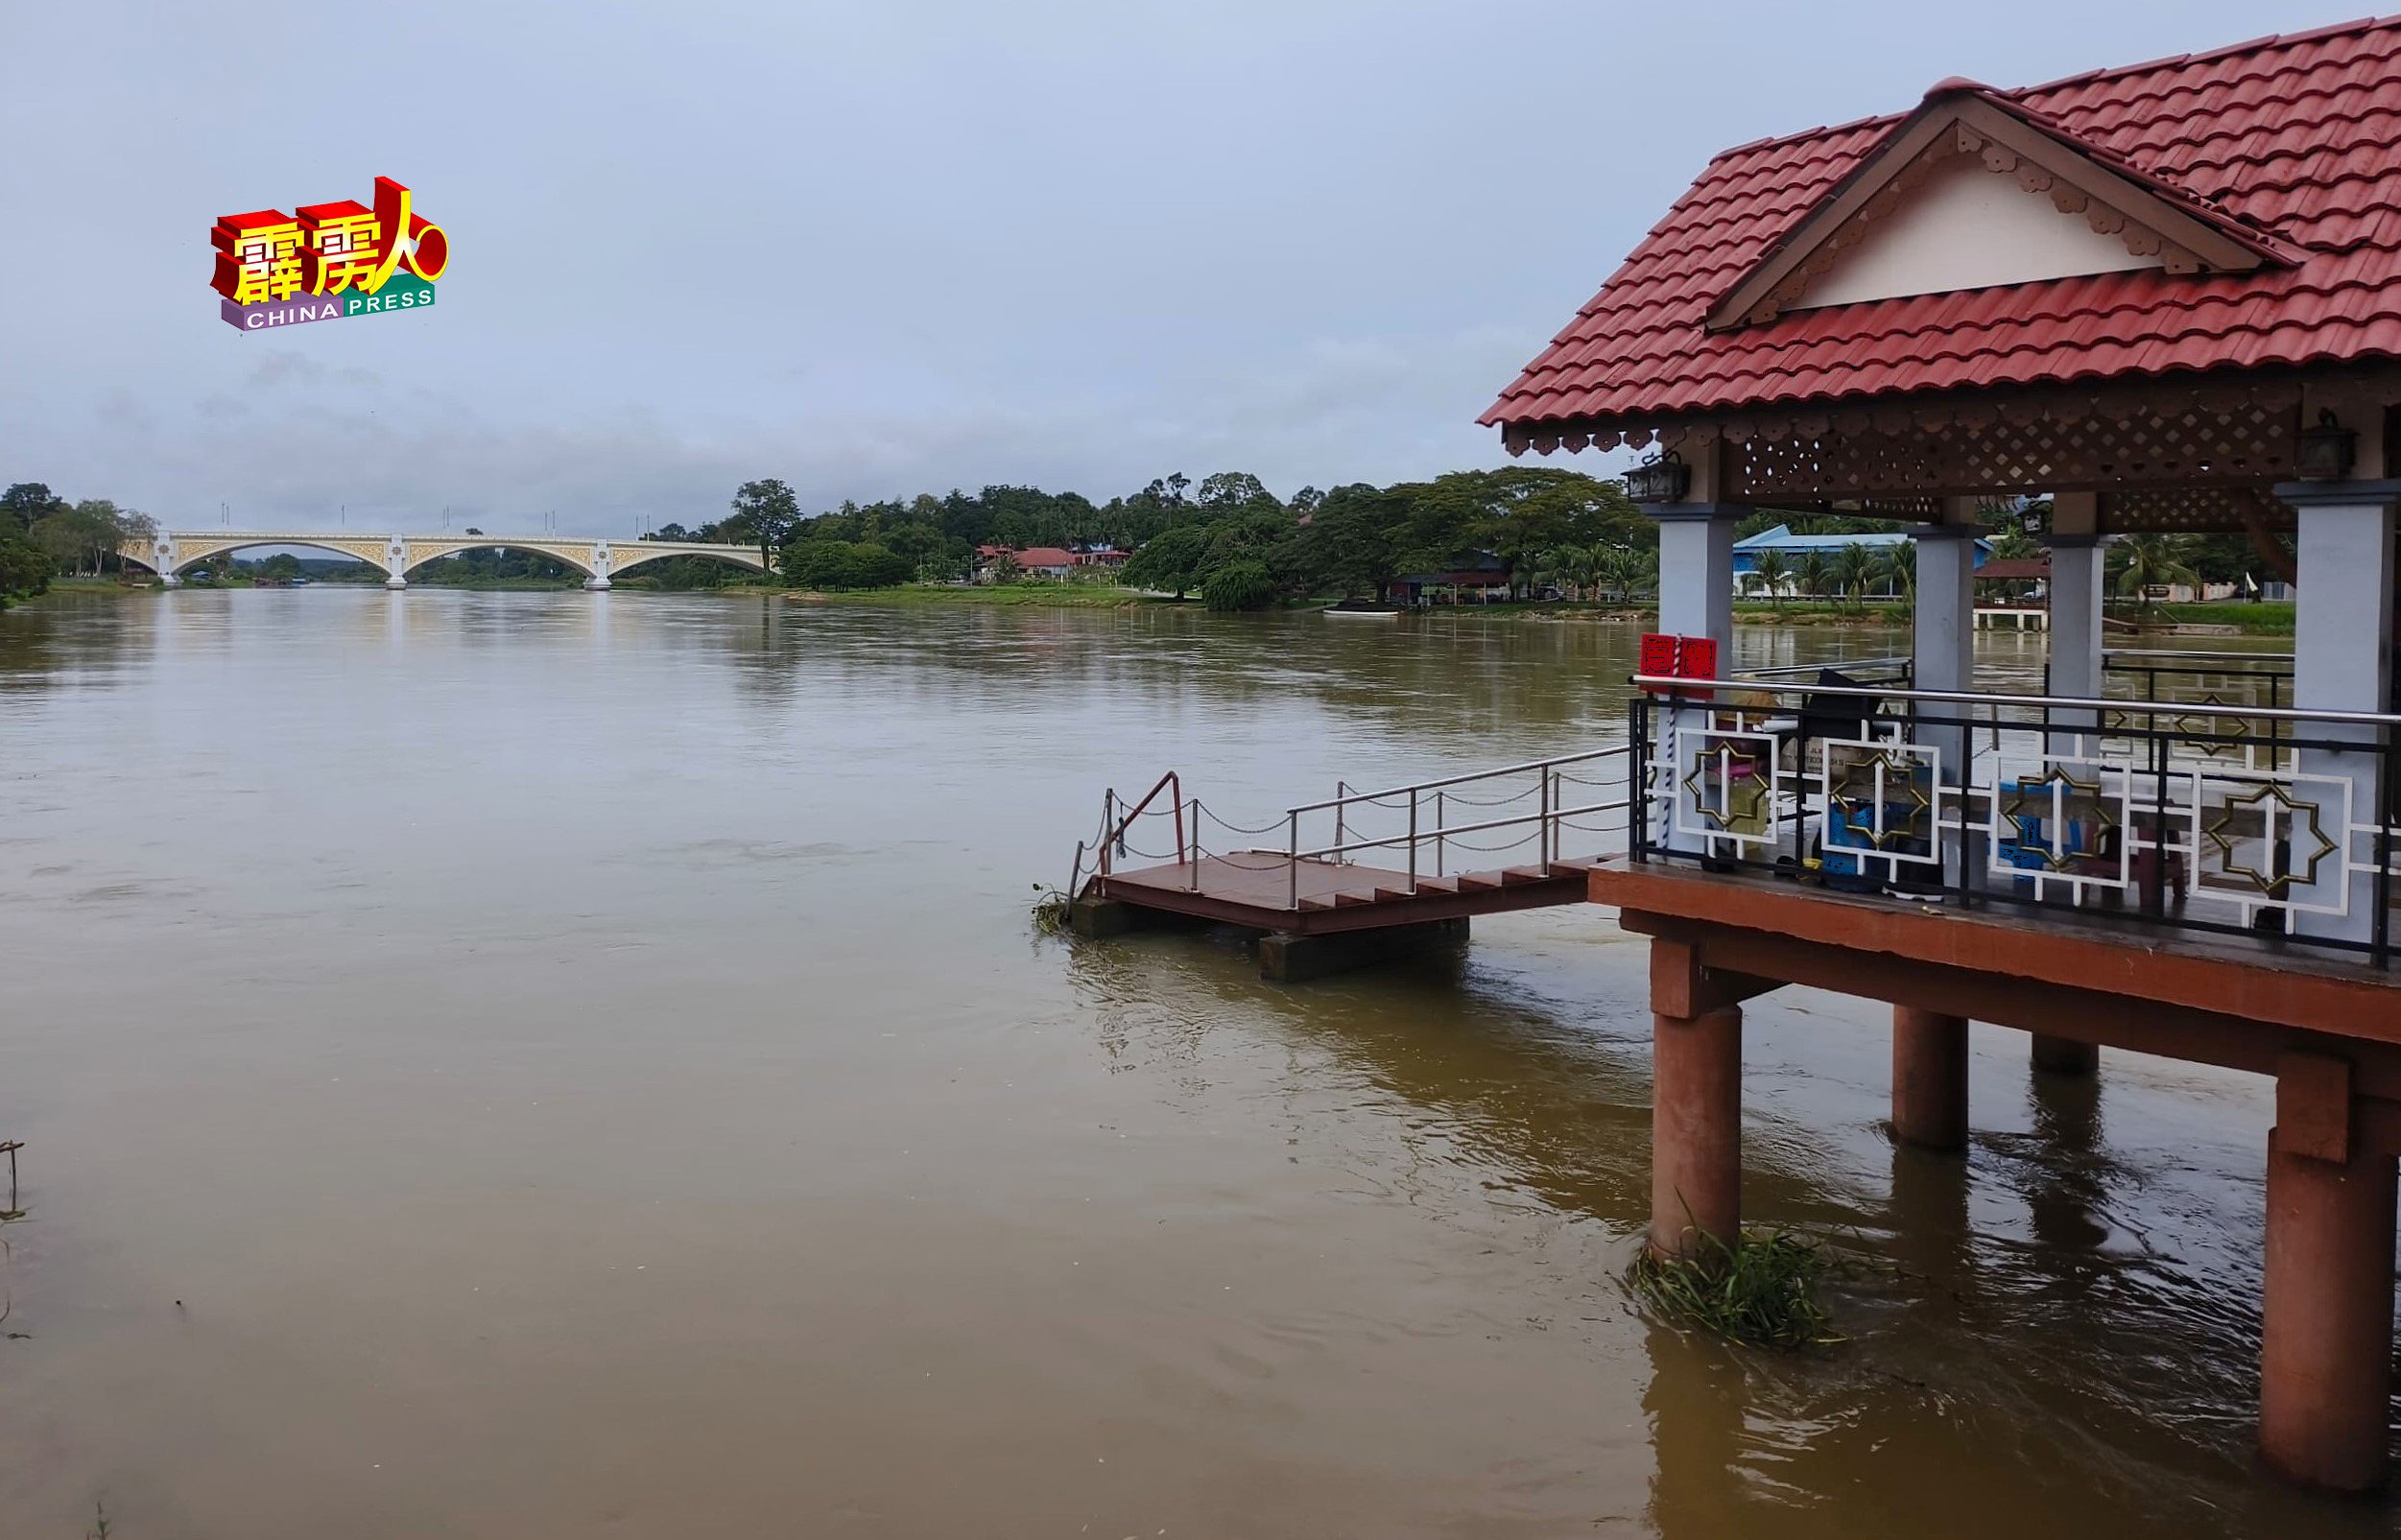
[{"left": 1628, "top": 672, "right": 2400, "bottom": 968}]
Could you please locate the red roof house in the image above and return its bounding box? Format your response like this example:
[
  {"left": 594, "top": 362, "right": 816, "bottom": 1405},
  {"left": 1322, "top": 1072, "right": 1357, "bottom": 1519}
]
[
  {"left": 977, "top": 545, "right": 1079, "bottom": 581},
  {"left": 1484, "top": 18, "right": 2401, "bottom": 464}
]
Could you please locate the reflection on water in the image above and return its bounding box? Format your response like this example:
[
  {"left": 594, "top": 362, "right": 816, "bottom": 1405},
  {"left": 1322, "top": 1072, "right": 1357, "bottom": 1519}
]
[{"left": 0, "top": 589, "right": 2365, "bottom": 1537}]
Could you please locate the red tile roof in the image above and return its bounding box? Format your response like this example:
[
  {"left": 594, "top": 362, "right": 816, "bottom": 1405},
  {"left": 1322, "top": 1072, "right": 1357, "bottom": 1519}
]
[
  {"left": 1484, "top": 17, "right": 2401, "bottom": 432},
  {"left": 1010, "top": 547, "right": 1077, "bottom": 568}
]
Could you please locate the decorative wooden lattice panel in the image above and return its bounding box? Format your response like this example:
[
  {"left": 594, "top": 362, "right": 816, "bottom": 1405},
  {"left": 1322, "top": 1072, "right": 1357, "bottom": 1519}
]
[
  {"left": 1723, "top": 391, "right": 2296, "bottom": 500},
  {"left": 2100, "top": 486, "right": 2297, "bottom": 534},
  {"left": 1852, "top": 496, "right": 1947, "bottom": 520}
]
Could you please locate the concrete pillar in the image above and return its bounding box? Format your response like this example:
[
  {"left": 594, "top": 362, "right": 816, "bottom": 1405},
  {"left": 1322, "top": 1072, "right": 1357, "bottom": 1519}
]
[
  {"left": 1257, "top": 917, "right": 1466, "bottom": 983},
  {"left": 2043, "top": 526, "right": 2105, "bottom": 735},
  {"left": 2034, "top": 528, "right": 2106, "bottom": 984},
  {"left": 2259, "top": 1126, "right": 2396, "bottom": 1491},
  {"left": 1650, "top": 1005, "right": 1742, "bottom": 1258},
  {"left": 2031, "top": 1034, "right": 2099, "bottom": 1076},
  {"left": 1654, "top": 508, "right": 1738, "bottom": 648},
  {"left": 2276, "top": 481, "right": 2396, "bottom": 946},
  {"left": 1912, "top": 523, "right": 1979, "bottom": 783},
  {"left": 588, "top": 542, "right": 613, "bottom": 590},
  {"left": 383, "top": 537, "right": 410, "bottom": 590},
  {"left": 1891, "top": 1007, "right": 1968, "bottom": 1150},
  {"left": 1648, "top": 504, "right": 1745, "bottom": 860},
  {"left": 1067, "top": 895, "right": 1146, "bottom": 938}
]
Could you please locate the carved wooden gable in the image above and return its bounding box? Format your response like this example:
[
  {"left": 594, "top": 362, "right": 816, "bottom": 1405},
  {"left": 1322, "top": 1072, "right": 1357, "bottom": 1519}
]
[{"left": 1705, "top": 83, "right": 2296, "bottom": 331}]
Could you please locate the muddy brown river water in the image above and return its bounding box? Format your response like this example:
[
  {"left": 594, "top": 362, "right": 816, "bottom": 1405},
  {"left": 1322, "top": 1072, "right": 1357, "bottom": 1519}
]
[{"left": 0, "top": 588, "right": 2382, "bottom": 1537}]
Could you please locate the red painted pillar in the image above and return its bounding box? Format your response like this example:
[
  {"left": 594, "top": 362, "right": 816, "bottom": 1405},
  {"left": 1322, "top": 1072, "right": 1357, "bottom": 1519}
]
[
  {"left": 1892, "top": 1007, "right": 1969, "bottom": 1150},
  {"left": 2031, "top": 1033, "right": 2098, "bottom": 1076},
  {"left": 1651, "top": 1006, "right": 1742, "bottom": 1258},
  {"left": 2259, "top": 1126, "right": 2397, "bottom": 1492}
]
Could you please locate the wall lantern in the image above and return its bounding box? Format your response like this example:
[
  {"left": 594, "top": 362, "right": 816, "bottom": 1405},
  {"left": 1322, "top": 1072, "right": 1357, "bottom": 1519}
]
[
  {"left": 2295, "top": 409, "right": 2358, "bottom": 482},
  {"left": 1623, "top": 450, "right": 1691, "bottom": 504}
]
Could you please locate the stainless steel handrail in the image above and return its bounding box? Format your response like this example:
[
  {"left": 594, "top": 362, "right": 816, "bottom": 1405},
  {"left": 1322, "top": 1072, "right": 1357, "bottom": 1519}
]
[
  {"left": 1736, "top": 656, "right": 1913, "bottom": 679},
  {"left": 1632, "top": 675, "right": 2401, "bottom": 728},
  {"left": 2104, "top": 648, "right": 2297, "bottom": 663}
]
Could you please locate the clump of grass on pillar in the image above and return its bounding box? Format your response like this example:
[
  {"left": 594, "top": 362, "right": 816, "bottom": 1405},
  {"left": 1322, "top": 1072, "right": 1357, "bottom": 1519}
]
[
  {"left": 1029, "top": 884, "right": 1074, "bottom": 935},
  {"left": 1628, "top": 1227, "right": 1844, "bottom": 1350}
]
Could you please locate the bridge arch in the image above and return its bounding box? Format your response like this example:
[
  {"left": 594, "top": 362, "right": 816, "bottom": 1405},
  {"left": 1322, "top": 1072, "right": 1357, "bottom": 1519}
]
[
  {"left": 123, "top": 536, "right": 401, "bottom": 579},
  {"left": 395, "top": 540, "right": 598, "bottom": 581},
  {"left": 605, "top": 544, "right": 769, "bottom": 579}
]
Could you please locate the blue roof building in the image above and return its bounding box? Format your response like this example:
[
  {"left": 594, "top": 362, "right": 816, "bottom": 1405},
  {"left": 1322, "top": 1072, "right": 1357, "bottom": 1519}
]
[{"left": 1731, "top": 525, "right": 1992, "bottom": 578}]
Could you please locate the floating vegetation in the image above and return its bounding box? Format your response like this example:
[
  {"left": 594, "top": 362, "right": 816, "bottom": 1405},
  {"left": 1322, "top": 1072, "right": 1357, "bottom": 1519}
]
[
  {"left": 1029, "top": 884, "right": 1074, "bottom": 936},
  {"left": 1628, "top": 1226, "right": 1845, "bottom": 1351}
]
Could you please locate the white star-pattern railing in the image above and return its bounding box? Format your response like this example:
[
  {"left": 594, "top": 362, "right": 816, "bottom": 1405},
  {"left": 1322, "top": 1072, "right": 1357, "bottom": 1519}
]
[{"left": 1628, "top": 671, "right": 2401, "bottom": 967}]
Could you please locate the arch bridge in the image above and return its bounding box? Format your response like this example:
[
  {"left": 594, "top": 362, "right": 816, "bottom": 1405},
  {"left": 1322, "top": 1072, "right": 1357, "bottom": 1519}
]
[{"left": 119, "top": 532, "right": 768, "bottom": 590}]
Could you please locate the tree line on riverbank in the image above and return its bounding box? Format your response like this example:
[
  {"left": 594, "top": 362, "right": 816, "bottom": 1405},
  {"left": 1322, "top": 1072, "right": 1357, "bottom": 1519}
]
[
  {"left": 0, "top": 483, "right": 156, "bottom": 609},
  {"left": 644, "top": 468, "right": 1661, "bottom": 606}
]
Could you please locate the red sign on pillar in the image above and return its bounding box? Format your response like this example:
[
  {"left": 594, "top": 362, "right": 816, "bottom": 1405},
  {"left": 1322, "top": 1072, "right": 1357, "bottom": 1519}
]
[{"left": 1638, "top": 633, "right": 1718, "bottom": 699}]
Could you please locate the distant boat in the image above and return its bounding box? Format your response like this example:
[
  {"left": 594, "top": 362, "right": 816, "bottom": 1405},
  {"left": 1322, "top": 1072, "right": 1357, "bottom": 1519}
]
[{"left": 1321, "top": 600, "right": 1399, "bottom": 619}]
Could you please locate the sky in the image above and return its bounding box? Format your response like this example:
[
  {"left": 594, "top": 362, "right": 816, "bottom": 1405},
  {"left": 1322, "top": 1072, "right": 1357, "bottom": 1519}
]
[{"left": 0, "top": 1, "right": 2366, "bottom": 537}]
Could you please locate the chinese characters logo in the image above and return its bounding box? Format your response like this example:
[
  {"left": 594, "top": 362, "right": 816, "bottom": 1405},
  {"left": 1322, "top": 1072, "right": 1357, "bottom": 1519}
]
[{"left": 211, "top": 177, "right": 448, "bottom": 331}]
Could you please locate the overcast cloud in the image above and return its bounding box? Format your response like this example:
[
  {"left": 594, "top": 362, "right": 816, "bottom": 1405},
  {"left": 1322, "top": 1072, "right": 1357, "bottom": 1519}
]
[{"left": 0, "top": 1, "right": 2352, "bottom": 535}]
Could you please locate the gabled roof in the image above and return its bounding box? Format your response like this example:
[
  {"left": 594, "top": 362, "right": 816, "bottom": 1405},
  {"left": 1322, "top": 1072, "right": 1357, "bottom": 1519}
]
[
  {"left": 1484, "top": 17, "right": 2401, "bottom": 433},
  {"left": 1705, "top": 80, "right": 2299, "bottom": 330}
]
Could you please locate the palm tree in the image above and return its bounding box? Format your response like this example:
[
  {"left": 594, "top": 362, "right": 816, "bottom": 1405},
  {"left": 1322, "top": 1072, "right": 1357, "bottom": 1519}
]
[
  {"left": 1831, "top": 542, "right": 1876, "bottom": 608},
  {"left": 1748, "top": 548, "right": 1792, "bottom": 609},
  {"left": 2112, "top": 535, "right": 2200, "bottom": 621},
  {"left": 1600, "top": 544, "right": 1642, "bottom": 604},
  {"left": 1609, "top": 545, "right": 1659, "bottom": 604},
  {"left": 1872, "top": 543, "right": 1915, "bottom": 602},
  {"left": 1535, "top": 543, "right": 1604, "bottom": 602},
  {"left": 1793, "top": 549, "right": 1830, "bottom": 602},
  {"left": 1864, "top": 543, "right": 1914, "bottom": 620}
]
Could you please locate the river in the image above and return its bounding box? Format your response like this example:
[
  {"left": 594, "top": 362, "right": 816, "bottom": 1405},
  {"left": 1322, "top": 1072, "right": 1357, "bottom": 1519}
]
[{"left": 0, "top": 588, "right": 2368, "bottom": 1537}]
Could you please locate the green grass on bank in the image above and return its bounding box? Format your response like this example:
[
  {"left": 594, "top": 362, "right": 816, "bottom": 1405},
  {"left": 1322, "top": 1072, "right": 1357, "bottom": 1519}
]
[
  {"left": 2130, "top": 600, "right": 2295, "bottom": 635},
  {"left": 4, "top": 575, "right": 145, "bottom": 608}
]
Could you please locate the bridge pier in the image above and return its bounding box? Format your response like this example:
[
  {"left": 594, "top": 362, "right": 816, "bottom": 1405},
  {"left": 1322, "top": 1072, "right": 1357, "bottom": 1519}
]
[{"left": 584, "top": 576, "right": 611, "bottom": 591}]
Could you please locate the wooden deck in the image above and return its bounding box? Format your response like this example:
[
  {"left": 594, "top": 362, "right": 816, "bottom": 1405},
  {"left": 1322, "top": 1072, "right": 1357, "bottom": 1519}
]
[
  {"left": 1590, "top": 861, "right": 2401, "bottom": 1068},
  {"left": 1092, "top": 852, "right": 1603, "bottom": 936}
]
